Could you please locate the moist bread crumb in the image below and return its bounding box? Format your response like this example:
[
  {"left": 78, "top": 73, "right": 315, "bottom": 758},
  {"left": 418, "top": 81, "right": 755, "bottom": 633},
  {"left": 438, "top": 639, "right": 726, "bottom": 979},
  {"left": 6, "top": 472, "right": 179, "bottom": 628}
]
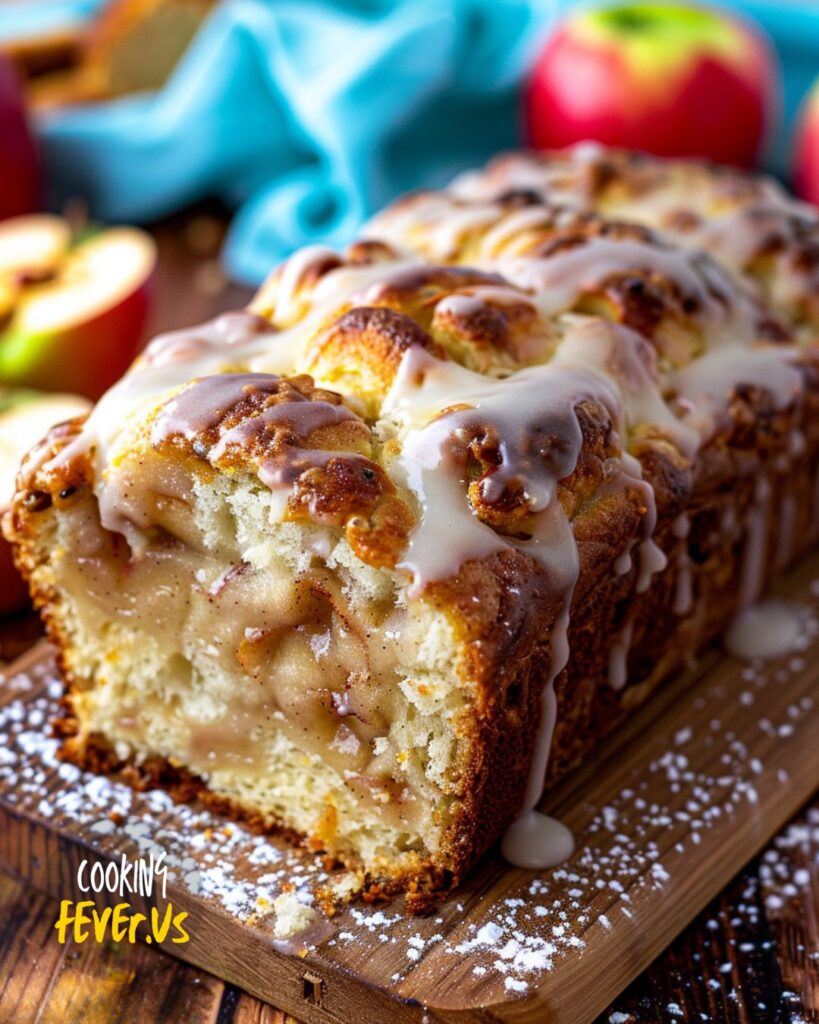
[{"left": 272, "top": 891, "right": 318, "bottom": 940}]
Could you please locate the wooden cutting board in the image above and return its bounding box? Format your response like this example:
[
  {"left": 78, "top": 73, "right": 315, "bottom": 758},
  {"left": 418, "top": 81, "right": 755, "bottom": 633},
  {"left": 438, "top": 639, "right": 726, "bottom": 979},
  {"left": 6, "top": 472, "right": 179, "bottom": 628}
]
[{"left": 1, "top": 558, "right": 819, "bottom": 1024}]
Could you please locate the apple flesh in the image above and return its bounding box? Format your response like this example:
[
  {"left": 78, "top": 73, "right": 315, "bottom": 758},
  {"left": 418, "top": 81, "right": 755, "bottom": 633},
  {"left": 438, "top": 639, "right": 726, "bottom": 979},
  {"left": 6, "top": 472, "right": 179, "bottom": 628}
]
[
  {"left": 0, "top": 214, "right": 71, "bottom": 322},
  {"left": 525, "top": 2, "right": 779, "bottom": 167},
  {"left": 793, "top": 80, "right": 819, "bottom": 207},
  {"left": 0, "top": 217, "right": 156, "bottom": 399},
  {"left": 0, "top": 54, "right": 40, "bottom": 219},
  {"left": 0, "top": 214, "right": 70, "bottom": 279},
  {"left": 0, "top": 389, "right": 90, "bottom": 614}
]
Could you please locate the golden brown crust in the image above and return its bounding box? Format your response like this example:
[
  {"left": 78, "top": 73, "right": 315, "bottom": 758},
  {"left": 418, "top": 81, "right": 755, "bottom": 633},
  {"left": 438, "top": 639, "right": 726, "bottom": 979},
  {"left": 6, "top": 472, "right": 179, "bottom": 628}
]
[
  {"left": 358, "top": 265, "right": 559, "bottom": 372},
  {"left": 9, "top": 357, "right": 819, "bottom": 910},
  {"left": 368, "top": 186, "right": 789, "bottom": 369},
  {"left": 304, "top": 306, "right": 445, "bottom": 416},
  {"left": 55, "top": 705, "right": 451, "bottom": 913},
  {"left": 458, "top": 146, "right": 819, "bottom": 334},
  {"left": 8, "top": 147, "right": 819, "bottom": 914},
  {"left": 149, "top": 371, "right": 416, "bottom": 568},
  {"left": 251, "top": 240, "right": 403, "bottom": 326}
]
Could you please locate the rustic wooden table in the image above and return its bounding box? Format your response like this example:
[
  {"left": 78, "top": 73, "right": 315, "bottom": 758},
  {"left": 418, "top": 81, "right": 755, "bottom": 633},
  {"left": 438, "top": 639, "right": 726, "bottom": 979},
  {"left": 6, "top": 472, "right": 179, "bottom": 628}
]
[{"left": 0, "top": 213, "right": 816, "bottom": 1024}]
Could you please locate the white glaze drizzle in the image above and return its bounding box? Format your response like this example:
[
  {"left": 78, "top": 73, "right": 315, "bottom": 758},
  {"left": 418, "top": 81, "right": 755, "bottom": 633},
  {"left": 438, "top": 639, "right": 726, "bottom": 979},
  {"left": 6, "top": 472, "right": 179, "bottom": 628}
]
[
  {"left": 500, "top": 808, "right": 575, "bottom": 870},
  {"left": 550, "top": 319, "right": 674, "bottom": 590},
  {"left": 478, "top": 206, "right": 557, "bottom": 259},
  {"left": 47, "top": 312, "right": 277, "bottom": 483},
  {"left": 614, "top": 548, "right": 633, "bottom": 577},
  {"left": 608, "top": 616, "right": 635, "bottom": 692},
  {"left": 158, "top": 373, "right": 366, "bottom": 524},
  {"left": 45, "top": 258, "right": 423, "bottom": 481},
  {"left": 376, "top": 299, "right": 807, "bottom": 863},
  {"left": 382, "top": 346, "right": 598, "bottom": 870},
  {"left": 434, "top": 284, "right": 538, "bottom": 318},
  {"left": 499, "top": 237, "right": 756, "bottom": 346},
  {"left": 725, "top": 599, "right": 805, "bottom": 661},
  {"left": 738, "top": 475, "right": 772, "bottom": 610},
  {"left": 672, "top": 513, "right": 693, "bottom": 617},
  {"left": 382, "top": 346, "right": 604, "bottom": 594},
  {"left": 551, "top": 317, "right": 699, "bottom": 457},
  {"left": 450, "top": 144, "right": 605, "bottom": 204},
  {"left": 365, "top": 194, "right": 501, "bottom": 259},
  {"left": 271, "top": 244, "right": 339, "bottom": 323},
  {"left": 375, "top": 185, "right": 762, "bottom": 348},
  {"left": 382, "top": 337, "right": 659, "bottom": 867},
  {"left": 39, "top": 155, "right": 817, "bottom": 876},
  {"left": 670, "top": 345, "right": 803, "bottom": 442},
  {"left": 372, "top": 158, "right": 814, "bottom": 673},
  {"left": 448, "top": 143, "right": 817, "bottom": 283},
  {"left": 429, "top": 203, "right": 503, "bottom": 258}
]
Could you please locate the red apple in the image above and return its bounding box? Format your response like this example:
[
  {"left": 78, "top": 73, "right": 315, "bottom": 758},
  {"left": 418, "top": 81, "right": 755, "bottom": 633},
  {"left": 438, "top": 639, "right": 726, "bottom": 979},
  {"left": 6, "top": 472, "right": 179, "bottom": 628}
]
[
  {"left": 0, "top": 54, "right": 40, "bottom": 218},
  {"left": 0, "top": 216, "right": 156, "bottom": 399},
  {"left": 0, "top": 388, "right": 90, "bottom": 614},
  {"left": 793, "top": 79, "right": 819, "bottom": 207},
  {"left": 525, "top": 2, "right": 779, "bottom": 167}
]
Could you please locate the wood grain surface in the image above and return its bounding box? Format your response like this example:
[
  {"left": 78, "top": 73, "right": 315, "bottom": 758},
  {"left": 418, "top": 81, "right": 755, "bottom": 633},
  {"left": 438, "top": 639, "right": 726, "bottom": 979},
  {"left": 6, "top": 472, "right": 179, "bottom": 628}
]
[{"left": 0, "top": 807, "right": 816, "bottom": 1024}]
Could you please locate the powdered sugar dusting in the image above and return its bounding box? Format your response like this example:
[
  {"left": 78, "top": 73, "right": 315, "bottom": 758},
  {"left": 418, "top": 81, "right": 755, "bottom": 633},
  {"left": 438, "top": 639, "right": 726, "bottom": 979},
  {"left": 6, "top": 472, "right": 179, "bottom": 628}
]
[
  {"left": 0, "top": 657, "right": 328, "bottom": 944},
  {"left": 0, "top": 601, "right": 818, "bottom": 1004}
]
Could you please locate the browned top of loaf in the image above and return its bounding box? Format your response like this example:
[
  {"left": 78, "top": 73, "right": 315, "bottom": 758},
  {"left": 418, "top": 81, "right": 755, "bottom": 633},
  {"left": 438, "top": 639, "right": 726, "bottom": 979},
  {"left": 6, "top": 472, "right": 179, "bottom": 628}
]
[
  {"left": 454, "top": 146, "right": 819, "bottom": 331},
  {"left": 368, "top": 186, "right": 792, "bottom": 370}
]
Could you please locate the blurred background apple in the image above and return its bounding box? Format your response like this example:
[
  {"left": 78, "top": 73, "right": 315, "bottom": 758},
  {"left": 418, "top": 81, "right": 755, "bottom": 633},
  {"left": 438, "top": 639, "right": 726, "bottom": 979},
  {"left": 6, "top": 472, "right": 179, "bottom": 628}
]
[
  {"left": 0, "top": 53, "right": 40, "bottom": 219},
  {"left": 793, "top": 78, "right": 819, "bottom": 207},
  {"left": 0, "top": 215, "right": 156, "bottom": 400},
  {"left": 525, "top": 2, "right": 780, "bottom": 167}
]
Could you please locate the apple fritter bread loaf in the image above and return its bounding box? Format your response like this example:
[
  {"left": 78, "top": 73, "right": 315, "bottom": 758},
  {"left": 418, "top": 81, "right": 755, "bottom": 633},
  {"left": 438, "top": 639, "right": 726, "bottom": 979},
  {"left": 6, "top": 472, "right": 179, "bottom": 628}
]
[{"left": 7, "top": 148, "right": 819, "bottom": 911}]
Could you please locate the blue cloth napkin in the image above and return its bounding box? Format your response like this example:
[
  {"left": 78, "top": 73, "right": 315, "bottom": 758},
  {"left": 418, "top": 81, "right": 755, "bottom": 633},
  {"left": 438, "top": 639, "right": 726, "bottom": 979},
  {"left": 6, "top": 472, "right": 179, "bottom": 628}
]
[
  {"left": 34, "top": 0, "right": 553, "bottom": 284},
  {"left": 23, "top": 0, "right": 819, "bottom": 284}
]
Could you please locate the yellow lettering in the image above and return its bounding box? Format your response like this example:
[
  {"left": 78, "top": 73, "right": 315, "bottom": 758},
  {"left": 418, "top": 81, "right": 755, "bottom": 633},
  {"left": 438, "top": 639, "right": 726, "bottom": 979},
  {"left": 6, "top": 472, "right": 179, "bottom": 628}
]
[
  {"left": 151, "top": 904, "right": 173, "bottom": 943},
  {"left": 54, "top": 900, "right": 75, "bottom": 944},
  {"left": 171, "top": 910, "right": 190, "bottom": 944},
  {"left": 92, "top": 906, "right": 112, "bottom": 943},
  {"left": 74, "top": 901, "right": 94, "bottom": 943},
  {"left": 127, "top": 912, "right": 146, "bottom": 943},
  {"left": 111, "top": 903, "right": 130, "bottom": 942}
]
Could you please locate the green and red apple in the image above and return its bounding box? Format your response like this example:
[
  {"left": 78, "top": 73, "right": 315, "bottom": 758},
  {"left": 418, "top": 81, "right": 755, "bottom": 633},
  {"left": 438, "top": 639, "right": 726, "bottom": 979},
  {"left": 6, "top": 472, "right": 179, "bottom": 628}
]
[
  {"left": 0, "top": 53, "right": 40, "bottom": 219},
  {"left": 793, "top": 79, "right": 819, "bottom": 207},
  {"left": 525, "top": 2, "right": 780, "bottom": 167},
  {"left": 0, "top": 388, "right": 90, "bottom": 614},
  {"left": 0, "top": 214, "right": 156, "bottom": 400}
]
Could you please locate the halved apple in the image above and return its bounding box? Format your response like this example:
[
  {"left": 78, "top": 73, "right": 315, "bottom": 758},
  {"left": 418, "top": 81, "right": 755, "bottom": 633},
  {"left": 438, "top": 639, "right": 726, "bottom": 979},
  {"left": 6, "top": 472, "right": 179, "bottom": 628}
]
[
  {"left": 0, "top": 388, "right": 90, "bottom": 614},
  {"left": 0, "top": 216, "right": 156, "bottom": 399},
  {"left": 0, "top": 214, "right": 71, "bottom": 322}
]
